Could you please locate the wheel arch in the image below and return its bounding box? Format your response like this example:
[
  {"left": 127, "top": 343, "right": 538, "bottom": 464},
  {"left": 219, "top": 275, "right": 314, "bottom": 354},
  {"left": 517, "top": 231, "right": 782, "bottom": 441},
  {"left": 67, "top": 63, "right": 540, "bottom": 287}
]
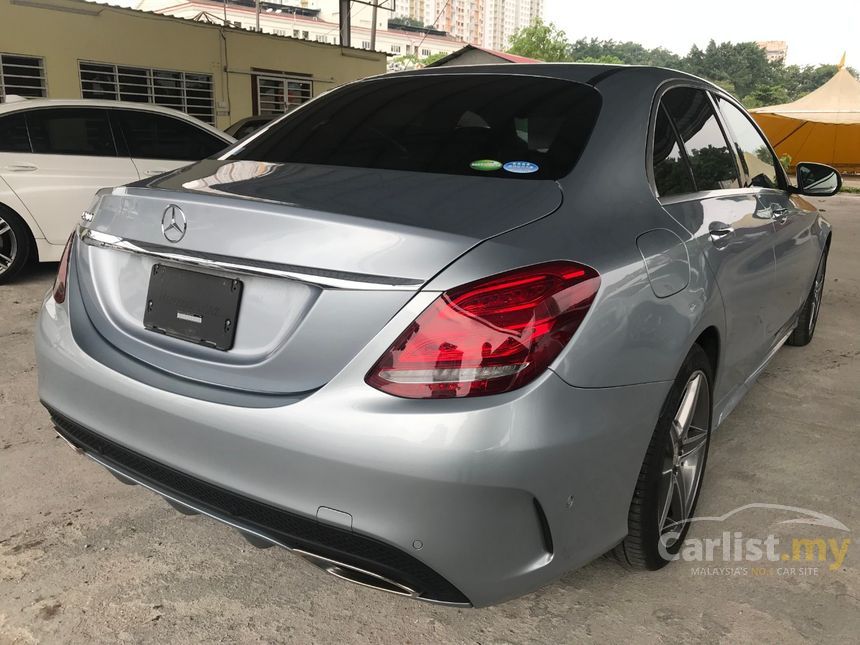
[{"left": 693, "top": 326, "right": 720, "bottom": 380}]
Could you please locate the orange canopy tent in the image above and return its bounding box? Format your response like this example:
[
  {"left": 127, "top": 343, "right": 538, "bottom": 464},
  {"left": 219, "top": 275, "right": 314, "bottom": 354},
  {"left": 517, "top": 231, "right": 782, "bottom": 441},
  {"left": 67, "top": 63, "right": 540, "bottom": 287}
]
[{"left": 751, "top": 56, "right": 860, "bottom": 173}]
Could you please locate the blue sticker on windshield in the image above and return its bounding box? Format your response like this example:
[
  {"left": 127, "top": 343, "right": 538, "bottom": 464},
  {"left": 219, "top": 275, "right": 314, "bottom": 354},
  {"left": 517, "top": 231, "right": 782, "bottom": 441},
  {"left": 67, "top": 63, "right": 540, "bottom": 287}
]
[{"left": 503, "top": 161, "right": 539, "bottom": 174}]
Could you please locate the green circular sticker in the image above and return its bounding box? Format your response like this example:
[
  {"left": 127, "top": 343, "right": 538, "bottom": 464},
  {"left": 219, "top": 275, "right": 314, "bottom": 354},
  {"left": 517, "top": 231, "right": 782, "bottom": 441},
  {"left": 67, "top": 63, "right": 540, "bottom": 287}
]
[{"left": 470, "top": 159, "right": 502, "bottom": 172}]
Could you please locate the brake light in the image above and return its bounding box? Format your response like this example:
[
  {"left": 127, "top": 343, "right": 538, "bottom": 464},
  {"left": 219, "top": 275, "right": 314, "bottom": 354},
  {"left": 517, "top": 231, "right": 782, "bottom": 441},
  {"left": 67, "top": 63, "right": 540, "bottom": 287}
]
[
  {"left": 366, "top": 261, "right": 600, "bottom": 399},
  {"left": 53, "top": 232, "right": 75, "bottom": 304}
]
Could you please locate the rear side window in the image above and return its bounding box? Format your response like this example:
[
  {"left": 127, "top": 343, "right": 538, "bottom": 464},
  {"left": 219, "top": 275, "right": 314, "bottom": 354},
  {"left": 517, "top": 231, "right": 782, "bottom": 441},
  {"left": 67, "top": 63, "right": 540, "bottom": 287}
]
[
  {"left": 230, "top": 117, "right": 272, "bottom": 140},
  {"left": 0, "top": 113, "right": 30, "bottom": 152},
  {"left": 27, "top": 108, "right": 117, "bottom": 156},
  {"left": 115, "top": 110, "right": 227, "bottom": 161},
  {"left": 229, "top": 75, "right": 602, "bottom": 179},
  {"left": 661, "top": 88, "right": 739, "bottom": 191},
  {"left": 652, "top": 106, "right": 695, "bottom": 197},
  {"left": 717, "top": 97, "right": 781, "bottom": 189}
]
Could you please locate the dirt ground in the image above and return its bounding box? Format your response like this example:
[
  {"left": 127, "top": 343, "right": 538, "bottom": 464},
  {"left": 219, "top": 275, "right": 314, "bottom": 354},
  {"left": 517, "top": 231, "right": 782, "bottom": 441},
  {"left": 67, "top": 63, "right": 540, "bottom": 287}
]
[{"left": 1, "top": 197, "right": 859, "bottom": 644}]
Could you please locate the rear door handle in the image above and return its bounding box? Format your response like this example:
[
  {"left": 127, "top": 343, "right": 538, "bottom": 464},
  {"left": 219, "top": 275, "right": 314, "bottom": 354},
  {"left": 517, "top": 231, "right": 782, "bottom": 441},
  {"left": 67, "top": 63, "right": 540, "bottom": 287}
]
[
  {"left": 708, "top": 222, "right": 734, "bottom": 243},
  {"left": 144, "top": 169, "right": 168, "bottom": 176},
  {"left": 3, "top": 163, "right": 38, "bottom": 172}
]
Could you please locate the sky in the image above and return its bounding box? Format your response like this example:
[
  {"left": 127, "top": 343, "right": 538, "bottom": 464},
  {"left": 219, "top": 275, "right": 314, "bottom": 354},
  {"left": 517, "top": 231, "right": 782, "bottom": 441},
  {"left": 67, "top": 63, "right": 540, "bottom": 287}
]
[{"left": 545, "top": 0, "right": 859, "bottom": 67}]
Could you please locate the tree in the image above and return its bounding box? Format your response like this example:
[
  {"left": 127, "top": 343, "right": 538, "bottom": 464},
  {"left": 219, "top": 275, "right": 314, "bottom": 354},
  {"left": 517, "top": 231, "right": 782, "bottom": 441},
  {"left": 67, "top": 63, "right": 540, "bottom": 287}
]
[
  {"left": 507, "top": 19, "right": 571, "bottom": 62},
  {"left": 576, "top": 55, "right": 624, "bottom": 65},
  {"left": 569, "top": 38, "right": 681, "bottom": 68},
  {"left": 389, "top": 16, "right": 424, "bottom": 29},
  {"left": 513, "top": 29, "right": 854, "bottom": 109},
  {"left": 421, "top": 51, "right": 448, "bottom": 66},
  {"left": 742, "top": 84, "right": 790, "bottom": 109},
  {"left": 682, "top": 40, "right": 774, "bottom": 98},
  {"left": 389, "top": 52, "right": 457, "bottom": 70}
]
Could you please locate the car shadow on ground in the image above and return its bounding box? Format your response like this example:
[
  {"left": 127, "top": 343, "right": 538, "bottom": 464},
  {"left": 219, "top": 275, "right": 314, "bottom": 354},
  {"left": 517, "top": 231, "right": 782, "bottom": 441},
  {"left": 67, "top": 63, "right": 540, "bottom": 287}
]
[{"left": 12, "top": 262, "right": 58, "bottom": 287}]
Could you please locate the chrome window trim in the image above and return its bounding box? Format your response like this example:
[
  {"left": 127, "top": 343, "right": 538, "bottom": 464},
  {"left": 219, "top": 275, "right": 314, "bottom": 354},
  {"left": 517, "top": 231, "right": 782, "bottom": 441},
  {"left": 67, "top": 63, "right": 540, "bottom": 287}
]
[{"left": 78, "top": 227, "right": 423, "bottom": 291}]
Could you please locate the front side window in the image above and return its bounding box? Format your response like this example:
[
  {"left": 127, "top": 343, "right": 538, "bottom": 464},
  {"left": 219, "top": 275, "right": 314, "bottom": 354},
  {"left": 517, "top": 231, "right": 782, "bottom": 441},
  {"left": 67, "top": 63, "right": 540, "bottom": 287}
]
[
  {"left": 717, "top": 97, "right": 781, "bottom": 189},
  {"left": 661, "top": 88, "right": 739, "bottom": 191},
  {"left": 26, "top": 108, "right": 116, "bottom": 157},
  {"left": 652, "top": 105, "right": 695, "bottom": 197},
  {"left": 0, "top": 113, "right": 31, "bottom": 152},
  {"left": 115, "top": 110, "right": 226, "bottom": 161},
  {"left": 230, "top": 75, "right": 602, "bottom": 180}
]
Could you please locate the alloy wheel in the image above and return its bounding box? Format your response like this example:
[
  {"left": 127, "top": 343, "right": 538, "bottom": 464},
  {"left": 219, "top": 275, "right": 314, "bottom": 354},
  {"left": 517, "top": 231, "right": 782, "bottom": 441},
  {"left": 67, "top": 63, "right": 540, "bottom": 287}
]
[
  {"left": 0, "top": 215, "right": 18, "bottom": 277},
  {"left": 658, "top": 370, "right": 710, "bottom": 546}
]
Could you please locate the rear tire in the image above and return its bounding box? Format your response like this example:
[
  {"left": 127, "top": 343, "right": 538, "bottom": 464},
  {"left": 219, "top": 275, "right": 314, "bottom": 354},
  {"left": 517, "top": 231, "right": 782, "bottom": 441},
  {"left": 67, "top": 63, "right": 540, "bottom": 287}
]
[
  {"left": 786, "top": 247, "right": 828, "bottom": 347},
  {"left": 0, "top": 207, "right": 31, "bottom": 285},
  {"left": 613, "top": 344, "right": 713, "bottom": 570}
]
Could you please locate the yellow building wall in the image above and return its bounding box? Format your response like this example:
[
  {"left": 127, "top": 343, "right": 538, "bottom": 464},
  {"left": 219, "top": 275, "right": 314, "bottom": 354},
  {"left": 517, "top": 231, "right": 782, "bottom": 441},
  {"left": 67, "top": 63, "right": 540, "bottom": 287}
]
[{"left": 0, "top": 0, "right": 386, "bottom": 128}]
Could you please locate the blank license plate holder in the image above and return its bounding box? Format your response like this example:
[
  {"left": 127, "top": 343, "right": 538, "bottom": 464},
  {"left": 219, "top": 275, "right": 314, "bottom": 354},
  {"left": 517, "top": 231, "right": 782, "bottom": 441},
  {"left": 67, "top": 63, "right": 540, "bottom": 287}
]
[{"left": 143, "top": 264, "right": 243, "bottom": 351}]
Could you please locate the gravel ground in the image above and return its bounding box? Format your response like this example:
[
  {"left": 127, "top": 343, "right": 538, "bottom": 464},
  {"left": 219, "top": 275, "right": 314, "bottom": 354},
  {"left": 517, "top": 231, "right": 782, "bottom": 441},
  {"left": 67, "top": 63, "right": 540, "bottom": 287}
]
[{"left": 1, "top": 197, "right": 859, "bottom": 644}]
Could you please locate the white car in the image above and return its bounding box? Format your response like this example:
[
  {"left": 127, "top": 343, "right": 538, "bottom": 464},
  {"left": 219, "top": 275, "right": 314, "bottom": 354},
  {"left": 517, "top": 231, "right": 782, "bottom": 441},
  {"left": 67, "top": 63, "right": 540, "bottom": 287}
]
[{"left": 0, "top": 98, "right": 234, "bottom": 282}]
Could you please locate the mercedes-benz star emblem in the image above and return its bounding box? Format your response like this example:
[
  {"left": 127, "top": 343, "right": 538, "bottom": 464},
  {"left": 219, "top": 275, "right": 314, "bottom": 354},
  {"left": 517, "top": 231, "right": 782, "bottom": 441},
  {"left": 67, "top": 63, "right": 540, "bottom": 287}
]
[{"left": 161, "top": 204, "right": 187, "bottom": 243}]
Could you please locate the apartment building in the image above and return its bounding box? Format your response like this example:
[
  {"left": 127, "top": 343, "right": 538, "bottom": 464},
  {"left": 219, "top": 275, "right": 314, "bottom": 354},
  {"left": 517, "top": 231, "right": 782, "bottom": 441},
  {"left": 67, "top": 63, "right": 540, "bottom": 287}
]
[
  {"left": 756, "top": 40, "right": 788, "bottom": 63},
  {"left": 394, "top": 0, "right": 542, "bottom": 50}
]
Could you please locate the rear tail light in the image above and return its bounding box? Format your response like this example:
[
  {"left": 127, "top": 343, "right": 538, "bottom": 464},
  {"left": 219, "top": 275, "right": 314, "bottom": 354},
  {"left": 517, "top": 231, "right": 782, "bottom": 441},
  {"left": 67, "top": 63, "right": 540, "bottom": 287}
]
[
  {"left": 366, "top": 261, "right": 600, "bottom": 399},
  {"left": 53, "top": 232, "right": 75, "bottom": 304}
]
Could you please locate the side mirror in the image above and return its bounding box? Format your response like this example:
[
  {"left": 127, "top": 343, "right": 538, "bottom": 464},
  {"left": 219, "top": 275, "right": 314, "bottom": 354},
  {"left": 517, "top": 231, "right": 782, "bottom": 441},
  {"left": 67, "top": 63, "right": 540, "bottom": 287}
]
[{"left": 795, "top": 162, "right": 842, "bottom": 197}]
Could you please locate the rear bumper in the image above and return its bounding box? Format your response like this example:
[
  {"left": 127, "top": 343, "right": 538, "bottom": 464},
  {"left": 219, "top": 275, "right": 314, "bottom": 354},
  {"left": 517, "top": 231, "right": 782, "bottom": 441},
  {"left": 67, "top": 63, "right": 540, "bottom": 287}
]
[
  {"left": 36, "top": 291, "right": 672, "bottom": 607},
  {"left": 48, "top": 408, "right": 468, "bottom": 604}
]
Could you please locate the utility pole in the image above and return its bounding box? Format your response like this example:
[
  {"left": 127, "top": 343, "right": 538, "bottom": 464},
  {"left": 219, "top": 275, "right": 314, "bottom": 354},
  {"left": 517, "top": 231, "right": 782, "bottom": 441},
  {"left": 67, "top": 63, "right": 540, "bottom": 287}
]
[
  {"left": 255, "top": 0, "right": 261, "bottom": 32},
  {"left": 339, "top": 0, "right": 351, "bottom": 47},
  {"left": 370, "top": 0, "right": 378, "bottom": 50}
]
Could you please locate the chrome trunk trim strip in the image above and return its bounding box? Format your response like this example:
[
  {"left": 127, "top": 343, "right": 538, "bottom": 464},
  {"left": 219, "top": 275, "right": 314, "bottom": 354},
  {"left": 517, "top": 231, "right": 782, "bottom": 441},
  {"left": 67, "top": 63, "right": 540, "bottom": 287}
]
[{"left": 78, "top": 227, "right": 424, "bottom": 291}]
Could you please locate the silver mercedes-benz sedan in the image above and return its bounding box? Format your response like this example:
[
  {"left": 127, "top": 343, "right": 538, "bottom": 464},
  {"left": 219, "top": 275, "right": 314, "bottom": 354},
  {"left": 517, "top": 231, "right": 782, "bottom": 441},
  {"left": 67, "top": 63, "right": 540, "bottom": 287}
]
[{"left": 36, "top": 64, "right": 839, "bottom": 607}]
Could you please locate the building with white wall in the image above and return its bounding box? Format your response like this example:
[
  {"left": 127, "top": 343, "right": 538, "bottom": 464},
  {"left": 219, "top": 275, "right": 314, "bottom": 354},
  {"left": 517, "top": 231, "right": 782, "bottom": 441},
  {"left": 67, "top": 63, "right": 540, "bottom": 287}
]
[{"left": 137, "top": 0, "right": 465, "bottom": 68}]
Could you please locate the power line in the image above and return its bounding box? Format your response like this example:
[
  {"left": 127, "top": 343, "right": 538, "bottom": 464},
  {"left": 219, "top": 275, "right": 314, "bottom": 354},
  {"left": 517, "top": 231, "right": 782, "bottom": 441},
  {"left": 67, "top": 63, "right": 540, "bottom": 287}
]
[{"left": 416, "top": 0, "right": 452, "bottom": 53}]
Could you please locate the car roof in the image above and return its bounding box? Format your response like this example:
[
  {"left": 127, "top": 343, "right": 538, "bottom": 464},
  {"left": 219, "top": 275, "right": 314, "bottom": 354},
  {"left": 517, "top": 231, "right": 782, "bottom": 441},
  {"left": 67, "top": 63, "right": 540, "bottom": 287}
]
[
  {"left": 0, "top": 98, "right": 234, "bottom": 141},
  {"left": 380, "top": 62, "right": 712, "bottom": 89}
]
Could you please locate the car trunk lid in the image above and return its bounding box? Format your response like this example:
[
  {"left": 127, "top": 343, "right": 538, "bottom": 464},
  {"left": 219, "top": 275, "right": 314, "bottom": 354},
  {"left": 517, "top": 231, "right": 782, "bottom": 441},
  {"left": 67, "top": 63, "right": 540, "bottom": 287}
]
[{"left": 74, "top": 161, "right": 563, "bottom": 395}]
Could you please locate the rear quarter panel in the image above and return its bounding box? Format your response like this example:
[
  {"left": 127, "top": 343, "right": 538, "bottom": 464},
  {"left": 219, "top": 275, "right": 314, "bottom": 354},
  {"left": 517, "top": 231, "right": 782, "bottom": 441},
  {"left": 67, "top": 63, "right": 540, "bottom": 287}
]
[
  {"left": 426, "top": 69, "right": 726, "bottom": 389},
  {"left": 0, "top": 175, "right": 46, "bottom": 240}
]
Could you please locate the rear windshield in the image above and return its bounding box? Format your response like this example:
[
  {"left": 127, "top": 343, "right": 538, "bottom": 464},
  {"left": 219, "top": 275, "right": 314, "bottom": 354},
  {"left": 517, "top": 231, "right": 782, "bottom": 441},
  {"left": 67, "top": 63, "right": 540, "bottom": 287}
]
[{"left": 227, "top": 74, "right": 601, "bottom": 180}]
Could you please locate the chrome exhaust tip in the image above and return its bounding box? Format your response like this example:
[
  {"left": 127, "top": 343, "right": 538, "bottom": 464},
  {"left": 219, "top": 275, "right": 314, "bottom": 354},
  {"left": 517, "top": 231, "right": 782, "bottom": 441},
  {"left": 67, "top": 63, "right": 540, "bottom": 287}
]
[{"left": 294, "top": 549, "right": 418, "bottom": 598}]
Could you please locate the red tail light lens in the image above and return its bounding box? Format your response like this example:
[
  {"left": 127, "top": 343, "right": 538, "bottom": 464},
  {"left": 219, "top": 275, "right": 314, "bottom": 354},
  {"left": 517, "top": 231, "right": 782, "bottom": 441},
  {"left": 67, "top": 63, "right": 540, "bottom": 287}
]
[
  {"left": 53, "top": 232, "right": 75, "bottom": 304},
  {"left": 366, "top": 261, "right": 600, "bottom": 399}
]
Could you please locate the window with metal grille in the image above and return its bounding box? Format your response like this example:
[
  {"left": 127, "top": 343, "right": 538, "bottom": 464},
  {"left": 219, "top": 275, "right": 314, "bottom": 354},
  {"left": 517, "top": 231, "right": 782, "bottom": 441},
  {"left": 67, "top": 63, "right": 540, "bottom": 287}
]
[
  {"left": 78, "top": 62, "right": 215, "bottom": 124},
  {"left": 0, "top": 54, "right": 46, "bottom": 101},
  {"left": 254, "top": 74, "right": 312, "bottom": 116}
]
